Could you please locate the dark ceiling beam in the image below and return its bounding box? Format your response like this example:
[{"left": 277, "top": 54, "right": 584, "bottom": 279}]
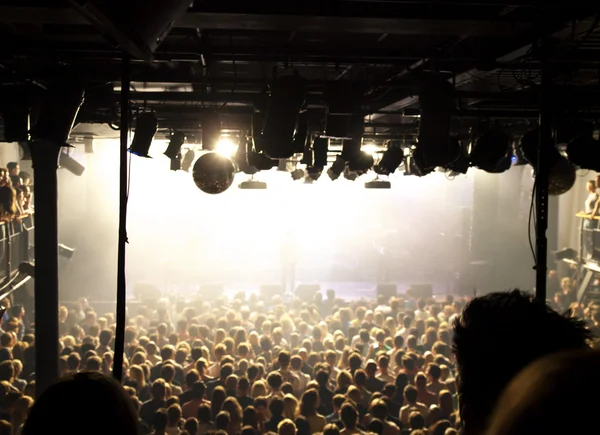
[
  {"left": 177, "top": 12, "right": 530, "bottom": 37},
  {"left": 0, "top": 7, "right": 531, "bottom": 37}
]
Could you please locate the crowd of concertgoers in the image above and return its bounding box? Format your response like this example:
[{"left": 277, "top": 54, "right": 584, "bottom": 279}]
[
  {"left": 0, "top": 285, "right": 595, "bottom": 435},
  {"left": 0, "top": 162, "right": 33, "bottom": 222}
]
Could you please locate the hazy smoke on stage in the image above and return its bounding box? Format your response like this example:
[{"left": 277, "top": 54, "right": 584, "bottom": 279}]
[{"left": 56, "top": 139, "right": 538, "bottom": 302}]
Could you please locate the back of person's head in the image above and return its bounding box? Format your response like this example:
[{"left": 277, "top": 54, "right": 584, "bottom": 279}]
[
  {"left": 404, "top": 385, "right": 418, "bottom": 404},
  {"left": 167, "top": 404, "right": 182, "bottom": 427},
  {"left": 191, "top": 381, "right": 206, "bottom": 400},
  {"left": 486, "top": 349, "right": 600, "bottom": 435},
  {"left": 453, "top": 290, "right": 592, "bottom": 434},
  {"left": 152, "top": 378, "right": 167, "bottom": 400},
  {"left": 184, "top": 418, "right": 198, "bottom": 435},
  {"left": 277, "top": 419, "right": 296, "bottom": 435},
  {"left": 241, "top": 426, "right": 256, "bottom": 435},
  {"left": 0, "top": 421, "right": 10, "bottom": 435},
  {"left": 22, "top": 372, "right": 139, "bottom": 435},
  {"left": 152, "top": 409, "right": 168, "bottom": 432},
  {"left": 353, "top": 369, "right": 367, "bottom": 387},
  {"left": 367, "top": 419, "right": 384, "bottom": 435},
  {"left": 267, "top": 372, "right": 283, "bottom": 390},
  {"left": 290, "top": 355, "right": 302, "bottom": 371},
  {"left": 340, "top": 403, "right": 358, "bottom": 429},
  {"left": 269, "top": 396, "right": 284, "bottom": 417},
  {"left": 429, "top": 420, "right": 451, "bottom": 435},
  {"left": 278, "top": 350, "right": 291, "bottom": 368},
  {"left": 369, "top": 399, "right": 388, "bottom": 421},
  {"left": 197, "top": 404, "right": 212, "bottom": 424},
  {"left": 415, "top": 373, "right": 427, "bottom": 389},
  {"left": 323, "top": 423, "right": 340, "bottom": 435},
  {"left": 215, "top": 411, "right": 230, "bottom": 431},
  {"left": 409, "top": 411, "right": 425, "bottom": 430},
  {"left": 428, "top": 363, "right": 441, "bottom": 381}
]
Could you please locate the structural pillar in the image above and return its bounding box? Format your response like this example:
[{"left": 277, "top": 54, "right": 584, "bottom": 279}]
[
  {"left": 112, "top": 53, "right": 130, "bottom": 381},
  {"left": 30, "top": 142, "right": 61, "bottom": 397},
  {"left": 535, "top": 58, "right": 551, "bottom": 303}
]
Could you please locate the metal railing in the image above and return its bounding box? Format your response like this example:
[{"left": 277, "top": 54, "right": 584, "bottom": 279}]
[{"left": 0, "top": 214, "right": 34, "bottom": 301}]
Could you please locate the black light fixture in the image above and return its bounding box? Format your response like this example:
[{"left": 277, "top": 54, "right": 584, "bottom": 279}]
[
  {"left": 291, "top": 168, "right": 305, "bottom": 181},
  {"left": 566, "top": 122, "right": 600, "bottom": 171},
  {"left": 520, "top": 128, "right": 576, "bottom": 196},
  {"left": 327, "top": 157, "right": 346, "bottom": 181},
  {"left": 365, "top": 179, "right": 391, "bottom": 189},
  {"left": 192, "top": 152, "right": 236, "bottom": 195},
  {"left": 261, "top": 73, "right": 306, "bottom": 159},
  {"left": 31, "top": 74, "right": 85, "bottom": 147},
  {"left": 470, "top": 128, "right": 512, "bottom": 173},
  {"left": 412, "top": 73, "right": 457, "bottom": 174},
  {"left": 59, "top": 150, "right": 85, "bottom": 176},
  {"left": 164, "top": 132, "right": 186, "bottom": 160},
  {"left": 69, "top": 0, "right": 192, "bottom": 62},
  {"left": 554, "top": 247, "right": 577, "bottom": 262},
  {"left": 129, "top": 112, "right": 157, "bottom": 157},
  {"left": 375, "top": 143, "right": 404, "bottom": 176}
]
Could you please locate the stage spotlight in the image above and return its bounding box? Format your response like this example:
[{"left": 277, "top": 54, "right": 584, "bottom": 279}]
[
  {"left": 70, "top": 0, "right": 192, "bottom": 61},
  {"left": 129, "top": 112, "right": 157, "bottom": 158},
  {"left": 31, "top": 74, "right": 84, "bottom": 147},
  {"left": 343, "top": 168, "right": 359, "bottom": 181},
  {"left": 262, "top": 74, "right": 306, "bottom": 159},
  {"left": 18, "top": 261, "right": 35, "bottom": 278},
  {"left": 413, "top": 73, "right": 457, "bottom": 172},
  {"left": 375, "top": 144, "right": 403, "bottom": 176},
  {"left": 554, "top": 247, "right": 577, "bottom": 262},
  {"left": 291, "top": 168, "right": 305, "bottom": 181},
  {"left": 327, "top": 157, "right": 346, "bottom": 181},
  {"left": 164, "top": 132, "right": 186, "bottom": 160},
  {"left": 443, "top": 137, "right": 469, "bottom": 174},
  {"left": 519, "top": 128, "right": 562, "bottom": 169},
  {"left": 58, "top": 150, "right": 85, "bottom": 176},
  {"left": 248, "top": 151, "right": 277, "bottom": 171},
  {"left": 306, "top": 166, "right": 323, "bottom": 182},
  {"left": 566, "top": 126, "right": 600, "bottom": 171},
  {"left": 348, "top": 151, "right": 374, "bottom": 173},
  {"left": 215, "top": 137, "right": 238, "bottom": 158},
  {"left": 192, "top": 152, "right": 235, "bottom": 195},
  {"left": 58, "top": 243, "right": 75, "bottom": 259},
  {"left": 181, "top": 149, "right": 195, "bottom": 172},
  {"left": 470, "top": 128, "right": 511, "bottom": 173}
]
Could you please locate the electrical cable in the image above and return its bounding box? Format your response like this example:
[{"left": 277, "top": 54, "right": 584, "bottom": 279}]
[{"left": 528, "top": 177, "right": 537, "bottom": 264}]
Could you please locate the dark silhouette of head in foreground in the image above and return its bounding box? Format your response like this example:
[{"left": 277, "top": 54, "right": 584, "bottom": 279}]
[
  {"left": 22, "top": 372, "right": 139, "bottom": 435},
  {"left": 452, "top": 290, "right": 592, "bottom": 435},
  {"left": 486, "top": 349, "right": 600, "bottom": 435}
]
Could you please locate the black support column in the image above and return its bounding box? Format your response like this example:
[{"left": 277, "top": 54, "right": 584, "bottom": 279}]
[
  {"left": 31, "top": 143, "right": 61, "bottom": 397},
  {"left": 535, "top": 58, "right": 551, "bottom": 303},
  {"left": 112, "top": 53, "right": 130, "bottom": 381}
]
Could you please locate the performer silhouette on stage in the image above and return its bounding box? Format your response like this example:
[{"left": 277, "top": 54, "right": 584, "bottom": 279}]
[{"left": 280, "top": 230, "right": 298, "bottom": 295}]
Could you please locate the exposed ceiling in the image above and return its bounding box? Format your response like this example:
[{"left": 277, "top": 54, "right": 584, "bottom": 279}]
[{"left": 1, "top": 1, "right": 600, "bottom": 142}]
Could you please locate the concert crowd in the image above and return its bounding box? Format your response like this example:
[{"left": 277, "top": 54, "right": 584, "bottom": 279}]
[{"left": 1, "top": 284, "right": 598, "bottom": 435}]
